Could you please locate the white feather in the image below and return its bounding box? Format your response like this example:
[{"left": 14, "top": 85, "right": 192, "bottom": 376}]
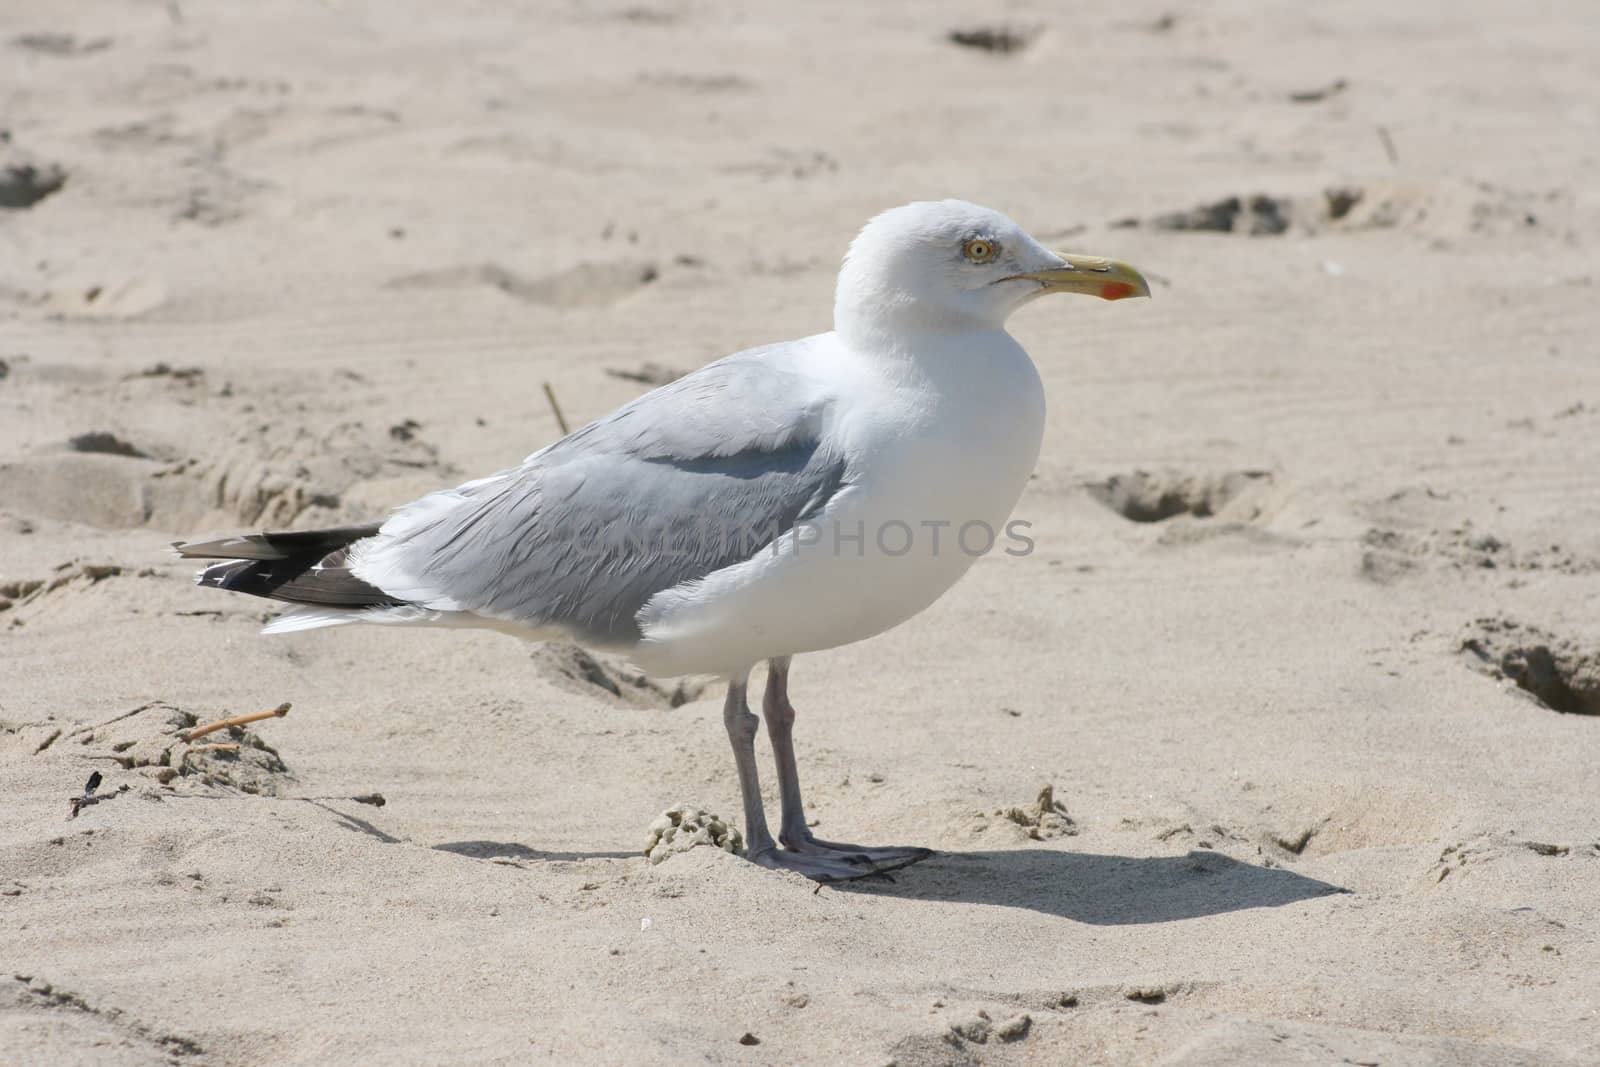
[{"left": 260, "top": 608, "right": 366, "bottom": 634}]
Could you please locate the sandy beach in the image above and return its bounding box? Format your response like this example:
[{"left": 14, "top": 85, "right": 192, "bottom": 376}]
[{"left": 3, "top": 1, "right": 1599, "bottom": 1063}]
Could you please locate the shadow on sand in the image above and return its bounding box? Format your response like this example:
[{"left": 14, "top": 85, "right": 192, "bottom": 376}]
[
  {"left": 428, "top": 839, "right": 1343, "bottom": 925},
  {"left": 840, "top": 847, "right": 1346, "bottom": 925}
]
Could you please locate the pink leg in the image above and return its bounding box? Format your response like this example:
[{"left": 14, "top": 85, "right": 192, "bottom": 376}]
[{"left": 760, "top": 657, "right": 932, "bottom": 873}]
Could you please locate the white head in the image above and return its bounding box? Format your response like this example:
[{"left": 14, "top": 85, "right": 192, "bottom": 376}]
[{"left": 833, "top": 199, "right": 1148, "bottom": 345}]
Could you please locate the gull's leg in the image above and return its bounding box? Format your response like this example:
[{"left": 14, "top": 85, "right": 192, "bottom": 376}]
[
  {"left": 761, "top": 658, "right": 933, "bottom": 873},
  {"left": 723, "top": 674, "right": 870, "bottom": 882}
]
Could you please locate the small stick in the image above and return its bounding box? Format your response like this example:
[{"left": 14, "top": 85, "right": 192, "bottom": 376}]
[
  {"left": 542, "top": 381, "right": 571, "bottom": 435},
  {"left": 1377, "top": 124, "right": 1399, "bottom": 166},
  {"left": 70, "top": 788, "right": 128, "bottom": 817},
  {"left": 188, "top": 743, "right": 240, "bottom": 753},
  {"left": 69, "top": 771, "right": 130, "bottom": 818},
  {"left": 182, "top": 702, "right": 290, "bottom": 743},
  {"left": 299, "top": 793, "right": 386, "bottom": 807},
  {"left": 159, "top": 791, "right": 385, "bottom": 807}
]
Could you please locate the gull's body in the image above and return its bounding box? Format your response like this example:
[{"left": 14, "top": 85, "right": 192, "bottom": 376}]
[
  {"left": 621, "top": 326, "right": 1047, "bottom": 677},
  {"left": 177, "top": 200, "right": 1147, "bottom": 880}
]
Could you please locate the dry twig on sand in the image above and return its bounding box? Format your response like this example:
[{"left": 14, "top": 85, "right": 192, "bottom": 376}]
[
  {"left": 182, "top": 702, "right": 290, "bottom": 743},
  {"left": 1377, "top": 124, "right": 1400, "bottom": 166},
  {"left": 158, "top": 791, "right": 386, "bottom": 807},
  {"left": 301, "top": 792, "right": 387, "bottom": 807},
  {"left": 542, "top": 381, "right": 571, "bottom": 435}
]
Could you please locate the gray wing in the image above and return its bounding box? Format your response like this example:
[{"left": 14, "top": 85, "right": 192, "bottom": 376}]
[{"left": 354, "top": 338, "right": 848, "bottom": 645}]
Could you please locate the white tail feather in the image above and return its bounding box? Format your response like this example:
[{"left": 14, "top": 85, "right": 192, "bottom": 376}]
[
  {"left": 261, "top": 604, "right": 449, "bottom": 635},
  {"left": 261, "top": 608, "right": 364, "bottom": 635}
]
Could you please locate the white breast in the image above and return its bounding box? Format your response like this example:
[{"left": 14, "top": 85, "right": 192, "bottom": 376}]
[{"left": 633, "top": 329, "right": 1046, "bottom": 678}]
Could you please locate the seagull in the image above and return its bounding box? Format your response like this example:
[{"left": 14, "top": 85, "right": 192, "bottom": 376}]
[{"left": 175, "top": 200, "right": 1149, "bottom": 881}]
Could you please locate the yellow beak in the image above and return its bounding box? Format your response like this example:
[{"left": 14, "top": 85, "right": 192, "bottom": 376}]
[{"left": 1010, "top": 253, "right": 1151, "bottom": 301}]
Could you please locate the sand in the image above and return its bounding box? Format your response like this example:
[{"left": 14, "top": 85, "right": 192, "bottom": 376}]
[{"left": 3, "top": 1, "right": 1599, "bottom": 1064}]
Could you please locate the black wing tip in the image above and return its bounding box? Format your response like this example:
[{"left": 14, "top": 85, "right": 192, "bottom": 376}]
[
  {"left": 171, "top": 524, "right": 384, "bottom": 562},
  {"left": 181, "top": 523, "right": 403, "bottom": 608},
  {"left": 192, "top": 552, "right": 403, "bottom": 609}
]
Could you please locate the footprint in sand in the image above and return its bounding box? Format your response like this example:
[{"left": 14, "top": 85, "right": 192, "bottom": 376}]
[
  {"left": 387, "top": 260, "right": 658, "bottom": 309},
  {"left": 0, "top": 158, "right": 67, "bottom": 209},
  {"left": 15, "top": 700, "right": 293, "bottom": 795},
  {"left": 1460, "top": 618, "right": 1600, "bottom": 716},
  {"left": 1086, "top": 468, "right": 1278, "bottom": 525},
  {"left": 43, "top": 277, "right": 167, "bottom": 319},
  {"left": 1111, "top": 178, "right": 1569, "bottom": 242},
  {"left": 530, "top": 643, "right": 707, "bottom": 709}
]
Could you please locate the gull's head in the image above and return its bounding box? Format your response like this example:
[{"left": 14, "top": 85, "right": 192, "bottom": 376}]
[{"left": 834, "top": 199, "right": 1148, "bottom": 341}]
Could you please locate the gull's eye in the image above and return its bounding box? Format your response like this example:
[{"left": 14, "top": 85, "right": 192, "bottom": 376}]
[{"left": 962, "top": 238, "right": 998, "bottom": 264}]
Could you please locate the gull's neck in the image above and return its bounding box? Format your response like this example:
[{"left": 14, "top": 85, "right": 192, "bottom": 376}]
[
  {"left": 830, "top": 318, "right": 1028, "bottom": 404},
  {"left": 834, "top": 301, "right": 1007, "bottom": 359}
]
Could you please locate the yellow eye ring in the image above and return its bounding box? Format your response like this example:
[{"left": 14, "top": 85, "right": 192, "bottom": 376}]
[{"left": 962, "top": 238, "right": 998, "bottom": 263}]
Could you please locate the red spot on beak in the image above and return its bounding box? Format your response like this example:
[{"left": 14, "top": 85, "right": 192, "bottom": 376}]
[{"left": 1099, "top": 282, "right": 1136, "bottom": 301}]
